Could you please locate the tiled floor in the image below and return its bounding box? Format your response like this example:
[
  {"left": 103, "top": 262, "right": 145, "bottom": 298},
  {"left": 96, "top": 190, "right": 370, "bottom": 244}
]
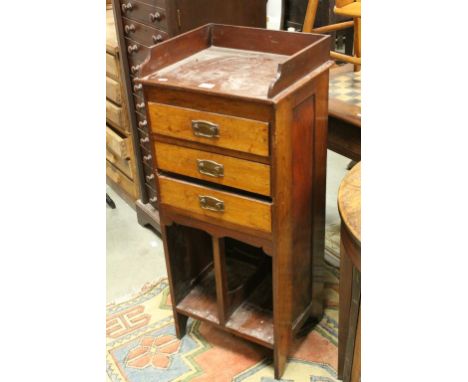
[{"left": 106, "top": 150, "right": 350, "bottom": 303}]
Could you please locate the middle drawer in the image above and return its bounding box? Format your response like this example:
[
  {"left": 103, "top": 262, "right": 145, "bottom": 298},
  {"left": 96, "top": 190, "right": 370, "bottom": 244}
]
[{"left": 154, "top": 142, "right": 271, "bottom": 196}]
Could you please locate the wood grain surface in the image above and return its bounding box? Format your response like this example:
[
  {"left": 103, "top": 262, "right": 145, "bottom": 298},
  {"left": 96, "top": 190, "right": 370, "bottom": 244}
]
[{"left": 338, "top": 162, "right": 361, "bottom": 243}]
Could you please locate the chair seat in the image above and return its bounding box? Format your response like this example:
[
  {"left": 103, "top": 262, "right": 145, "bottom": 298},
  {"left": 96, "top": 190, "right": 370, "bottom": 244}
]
[{"left": 334, "top": 2, "right": 361, "bottom": 18}]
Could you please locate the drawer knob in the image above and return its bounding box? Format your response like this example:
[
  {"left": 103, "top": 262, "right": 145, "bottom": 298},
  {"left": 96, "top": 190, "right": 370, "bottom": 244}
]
[
  {"left": 140, "top": 137, "right": 150, "bottom": 143},
  {"left": 149, "top": 196, "right": 157, "bottom": 203},
  {"left": 197, "top": 159, "right": 224, "bottom": 178},
  {"left": 136, "top": 102, "right": 145, "bottom": 110},
  {"left": 124, "top": 24, "right": 135, "bottom": 34},
  {"left": 199, "top": 196, "right": 224, "bottom": 213},
  {"left": 121, "top": 2, "right": 133, "bottom": 12},
  {"left": 152, "top": 34, "right": 163, "bottom": 43},
  {"left": 143, "top": 154, "right": 152, "bottom": 161},
  {"left": 146, "top": 174, "right": 155, "bottom": 181},
  {"left": 127, "top": 44, "right": 138, "bottom": 54},
  {"left": 133, "top": 83, "right": 143, "bottom": 92},
  {"left": 139, "top": 120, "right": 148, "bottom": 128},
  {"left": 192, "top": 120, "right": 219, "bottom": 139},
  {"left": 150, "top": 12, "right": 162, "bottom": 22},
  {"left": 131, "top": 65, "right": 141, "bottom": 74}
]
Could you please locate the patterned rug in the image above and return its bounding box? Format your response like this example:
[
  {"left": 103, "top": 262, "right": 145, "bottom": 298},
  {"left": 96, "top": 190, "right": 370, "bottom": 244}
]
[{"left": 106, "top": 265, "right": 339, "bottom": 382}]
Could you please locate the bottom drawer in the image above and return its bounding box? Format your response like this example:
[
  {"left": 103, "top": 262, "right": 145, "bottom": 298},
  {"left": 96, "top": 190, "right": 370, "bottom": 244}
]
[
  {"left": 158, "top": 175, "right": 272, "bottom": 233},
  {"left": 106, "top": 161, "right": 137, "bottom": 200}
]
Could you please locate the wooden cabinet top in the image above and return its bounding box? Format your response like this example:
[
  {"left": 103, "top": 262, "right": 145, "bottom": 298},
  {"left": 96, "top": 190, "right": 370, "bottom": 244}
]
[{"left": 138, "top": 24, "right": 332, "bottom": 101}]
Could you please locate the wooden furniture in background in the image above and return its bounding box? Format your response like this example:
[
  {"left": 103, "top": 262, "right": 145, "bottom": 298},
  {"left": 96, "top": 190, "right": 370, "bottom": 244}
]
[
  {"left": 304, "top": 0, "right": 361, "bottom": 70},
  {"left": 338, "top": 162, "right": 361, "bottom": 382},
  {"left": 111, "top": 0, "right": 267, "bottom": 232},
  {"left": 106, "top": 8, "right": 139, "bottom": 202},
  {"left": 328, "top": 64, "right": 361, "bottom": 161},
  {"left": 138, "top": 24, "right": 332, "bottom": 379}
]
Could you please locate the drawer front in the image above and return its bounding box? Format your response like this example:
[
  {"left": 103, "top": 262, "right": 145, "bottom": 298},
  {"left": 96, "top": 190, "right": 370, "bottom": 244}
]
[
  {"left": 158, "top": 176, "right": 272, "bottom": 233},
  {"left": 148, "top": 103, "right": 269, "bottom": 157},
  {"left": 106, "top": 100, "right": 125, "bottom": 130},
  {"left": 131, "top": 76, "right": 144, "bottom": 98},
  {"left": 106, "top": 53, "right": 119, "bottom": 80},
  {"left": 122, "top": 18, "right": 169, "bottom": 46},
  {"left": 107, "top": 149, "right": 133, "bottom": 179},
  {"left": 133, "top": 94, "right": 146, "bottom": 114},
  {"left": 106, "top": 126, "right": 131, "bottom": 159},
  {"left": 107, "top": 161, "right": 137, "bottom": 199},
  {"left": 135, "top": 111, "right": 149, "bottom": 131},
  {"left": 120, "top": 1, "right": 168, "bottom": 30},
  {"left": 120, "top": 0, "right": 166, "bottom": 9},
  {"left": 138, "top": 128, "right": 151, "bottom": 151},
  {"left": 125, "top": 39, "right": 150, "bottom": 70},
  {"left": 106, "top": 76, "right": 122, "bottom": 105},
  {"left": 155, "top": 142, "right": 271, "bottom": 196}
]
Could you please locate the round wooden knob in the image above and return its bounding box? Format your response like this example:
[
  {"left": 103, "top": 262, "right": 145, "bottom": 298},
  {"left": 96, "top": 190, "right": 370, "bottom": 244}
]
[
  {"left": 133, "top": 83, "right": 143, "bottom": 92},
  {"left": 152, "top": 34, "right": 163, "bottom": 43},
  {"left": 131, "top": 65, "right": 141, "bottom": 74},
  {"left": 124, "top": 24, "right": 135, "bottom": 34},
  {"left": 150, "top": 12, "right": 161, "bottom": 22},
  {"left": 121, "top": 2, "right": 133, "bottom": 12},
  {"left": 139, "top": 120, "right": 147, "bottom": 128},
  {"left": 127, "top": 44, "right": 138, "bottom": 54}
]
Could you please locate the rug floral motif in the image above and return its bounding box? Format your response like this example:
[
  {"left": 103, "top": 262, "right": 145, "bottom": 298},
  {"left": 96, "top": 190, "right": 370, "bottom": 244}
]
[{"left": 106, "top": 265, "right": 339, "bottom": 382}]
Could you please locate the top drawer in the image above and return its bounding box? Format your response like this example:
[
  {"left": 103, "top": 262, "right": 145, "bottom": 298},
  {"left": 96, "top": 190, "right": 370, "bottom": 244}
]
[
  {"left": 148, "top": 103, "right": 269, "bottom": 157},
  {"left": 119, "top": 0, "right": 168, "bottom": 31},
  {"left": 119, "top": 0, "right": 166, "bottom": 9}
]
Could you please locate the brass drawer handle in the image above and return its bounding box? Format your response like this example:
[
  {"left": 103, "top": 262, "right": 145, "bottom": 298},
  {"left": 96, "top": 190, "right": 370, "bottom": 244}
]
[
  {"left": 140, "top": 137, "right": 149, "bottom": 143},
  {"left": 197, "top": 159, "right": 224, "bottom": 178},
  {"left": 139, "top": 120, "right": 148, "bottom": 128},
  {"left": 192, "top": 120, "right": 219, "bottom": 139},
  {"left": 199, "top": 195, "right": 224, "bottom": 212},
  {"left": 133, "top": 83, "right": 142, "bottom": 92},
  {"left": 146, "top": 174, "right": 155, "bottom": 181},
  {"left": 121, "top": 2, "right": 133, "bottom": 13},
  {"left": 127, "top": 44, "right": 138, "bottom": 54},
  {"left": 124, "top": 24, "right": 135, "bottom": 34},
  {"left": 136, "top": 102, "right": 145, "bottom": 110},
  {"left": 150, "top": 12, "right": 161, "bottom": 22},
  {"left": 143, "top": 154, "right": 152, "bottom": 161},
  {"left": 149, "top": 196, "right": 157, "bottom": 203},
  {"left": 131, "top": 65, "right": 141, "bottom": 74},
  {"left": 152, "top": 34, "right": 163, "bottom": 43}
]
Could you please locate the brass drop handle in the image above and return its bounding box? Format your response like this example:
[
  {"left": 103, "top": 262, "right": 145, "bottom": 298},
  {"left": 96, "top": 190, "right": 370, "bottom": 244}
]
[
  {"left": 150, "top": 12, "right": 161, "bottom": 22},
  {"left": 149, "top": 196, "right": 157, "bottom": 203},
  {"left": 136, "top": 102, "right": 145, "bottom": 110},
  {"left": 140, "top": 137, "right": 149, "bottom": 143},
  {"left": 131, "top": 65, "right": 141, "bottom": 74},
  {"left": 152, "top": 34, "right": 163, "bottom": 43},
  {"left": 197, "top": 159, "right": 224, "bottom": 178},
  {"left": 127, "top": 44, "right": 138, "bottom": 54},
  {"left": 143, "top": 154, "right": 152, "bottom": 161},
  {"left": 146, "top": 174, "right": 155, "bottom": 181},
  {"left": 199, "top": 196, "right": 224, "bottom": 212},
  {"left": 124, "top": 24, "right": 135, "bottom": 34},
  {"left": 121, "top": 2, "right": 133, "bottom": 12},
  {"left": 139, "top": 120, "right": 148, "bottom": 128},
  {"left": 192, "top": 120, "right": 219, "bottom": 138},
  {"left": 133, "top": 83, "right": 142, "bottom": 92}
]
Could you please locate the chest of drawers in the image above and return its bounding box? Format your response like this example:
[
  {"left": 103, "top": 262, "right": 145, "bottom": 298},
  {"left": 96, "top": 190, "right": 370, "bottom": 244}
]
[
  {"left": 111, "top": 0, "right": 267, "bottom": 230},
  {"left": 138, "top": 24, "right": 332, "bottom": 379}
]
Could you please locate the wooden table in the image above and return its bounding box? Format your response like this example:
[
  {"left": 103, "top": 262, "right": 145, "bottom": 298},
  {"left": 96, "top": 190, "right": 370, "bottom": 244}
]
[
  {"left": 328, "top": 65, "right": 361, "bottom": 161},
  {"left": 338, "top": 162, "right": 361, "bottom": 382}
]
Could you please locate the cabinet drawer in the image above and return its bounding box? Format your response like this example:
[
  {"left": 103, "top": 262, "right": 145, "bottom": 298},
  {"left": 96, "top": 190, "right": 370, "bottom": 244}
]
[
  {"left": 107, "top": 161, "right": 136, "bottom": 199},
  {"left": 106, "top": 76, "right": 122, "bottom": 105},
  {"left": 106, "top": 53, "right": 119, "bottom": 80},
  {"left": 125, "top": 39, "right": 150, "bottom": 72},
  {"left": 148, "top": 103, "right": 269, "bottom": 157},
  {"left": 120, "top": 1, "right": 168, "bottom": 30},
  {"left": 106, "top": 126, "right": 131, "bottom": 159},
  {"left": 107, "top": 149, "right": 133, "bottom": 179},
  {"left": 119, "top": 0, "right": 166, "bottom": 9},
  {"left": 106, "top": 100, "right": 128, "bottom": 131},
  {"left": 158, "top": 175, "right": 272, "bottom": 233},
  {"left": 155, "top": 142, "right": 271, "bottom": 196},
  {"left": 122, "top": 18, "right": 169, "bottom": 46}
]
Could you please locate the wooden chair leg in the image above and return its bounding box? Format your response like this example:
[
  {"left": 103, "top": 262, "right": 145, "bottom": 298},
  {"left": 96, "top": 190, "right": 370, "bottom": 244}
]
[{"left": 353, "top": 16, "right": 361, "bottom": 71}]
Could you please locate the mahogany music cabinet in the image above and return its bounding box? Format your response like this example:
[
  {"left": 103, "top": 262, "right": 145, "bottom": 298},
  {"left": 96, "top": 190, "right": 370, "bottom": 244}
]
[{"left": 137, "top": 24, "right": 332, "bottom": 379}]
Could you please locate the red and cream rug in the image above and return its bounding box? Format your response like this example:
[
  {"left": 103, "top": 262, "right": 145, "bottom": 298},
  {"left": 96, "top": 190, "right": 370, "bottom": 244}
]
[{"left": 106, "top": 265, "right": 339, "bottom": 382}]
